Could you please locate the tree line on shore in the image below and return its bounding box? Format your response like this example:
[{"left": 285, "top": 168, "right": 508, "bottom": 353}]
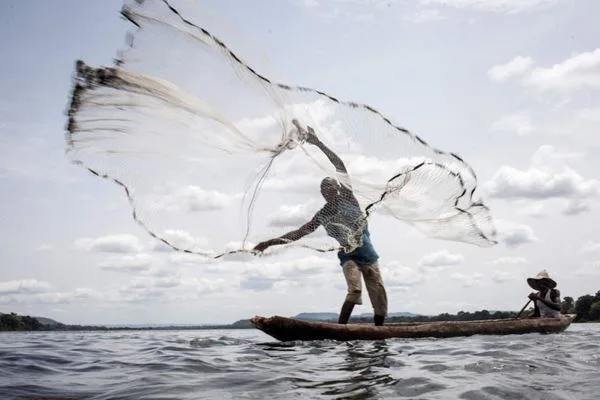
[
  {"left": 0, "top": 313, "right": 106, "bottom": 332},
  {"left": 560, "top": 290, "right": 600, "bottom": 322},
  {"left": 354, "top": 291, "right": 600, "bottom": 324},
  {"left": 2, "top": 290, "right": 600, "bottom": 331}
]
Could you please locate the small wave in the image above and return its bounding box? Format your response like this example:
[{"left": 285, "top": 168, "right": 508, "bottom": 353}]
[
  {"left": 189, "top": 336, "right": 251, "bottom": 348},
  {"left": 460, "top": 385, "right": 568, "bottom": 400}
]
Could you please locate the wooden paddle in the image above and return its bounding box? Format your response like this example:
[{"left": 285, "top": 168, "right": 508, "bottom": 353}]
[{"left": 515, "top": 299, "right": 532, "bottom": 319}]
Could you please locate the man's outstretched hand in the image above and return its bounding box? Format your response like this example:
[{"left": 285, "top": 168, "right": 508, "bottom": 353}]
[
  {"left": 253, "top": 241, "right": 270, "bottom": 253},
  {"left": 291, "top": 119, "right": 320, "bottom": 146},
  {"left": 305, "top": 126, "right": 320, "bottom": 146}
]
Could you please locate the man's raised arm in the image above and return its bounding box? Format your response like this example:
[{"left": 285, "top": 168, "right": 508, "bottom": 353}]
[
  {"left": 295, "top": 121, "right": 356, "bottom": 198},
  {"left": 300, "top": 123, "right": 348, "bottom": 175}
]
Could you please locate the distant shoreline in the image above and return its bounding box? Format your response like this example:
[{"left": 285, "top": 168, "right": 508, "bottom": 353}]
[{"left": 2, "top": 309, "right": 596, "bottom": 332}]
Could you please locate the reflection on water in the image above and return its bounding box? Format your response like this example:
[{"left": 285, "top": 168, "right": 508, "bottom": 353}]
[
  {"left": 0, "top": 325, "right": 598, "bottom": 400},
  {"left": 297, "top": 341, "right": 399, "bottom": 399}
]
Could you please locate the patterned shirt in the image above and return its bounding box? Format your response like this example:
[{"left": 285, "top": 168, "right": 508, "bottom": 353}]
[{"left": 315, "top": 196, "right": 379, "bottom": 266}]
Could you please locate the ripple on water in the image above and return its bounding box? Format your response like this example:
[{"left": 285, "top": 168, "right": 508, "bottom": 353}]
[
  {"left": 459, "top": 385, "right": 570, "bottom": 400},
  {"left": 420, "top": 363, "right": 450, "bottom": 372},
  {"left": 390, "top": 377, "right": 446, "bottom": 398},
  {"left": 189, "top": 336, "right": 251, "bottom": 348}
]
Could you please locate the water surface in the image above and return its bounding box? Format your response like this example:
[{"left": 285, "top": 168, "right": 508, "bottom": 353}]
[{"left": 1, "top": 324, "right": 598, "bottom": 399}]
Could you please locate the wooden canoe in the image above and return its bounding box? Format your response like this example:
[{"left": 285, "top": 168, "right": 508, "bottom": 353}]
[{"left": 250, "top": 314, "right": 576, "bottom": 342}]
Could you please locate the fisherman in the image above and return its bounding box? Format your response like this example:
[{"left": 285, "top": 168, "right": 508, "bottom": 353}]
[
  {"left": 527, "top": 270, "right": 562, "bottom": 318},
  {"left": 253, "top": 124, "right": 388, "bottom": 326}
]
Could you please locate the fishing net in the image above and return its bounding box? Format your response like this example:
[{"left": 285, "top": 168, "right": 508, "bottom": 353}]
[{"left": 65, "top": 0, "right": 497, "bottom": 259}]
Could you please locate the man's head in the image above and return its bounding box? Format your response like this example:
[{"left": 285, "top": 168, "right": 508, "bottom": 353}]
[{"left": 320, "top": 177, "right": 340, "bottom": 202}]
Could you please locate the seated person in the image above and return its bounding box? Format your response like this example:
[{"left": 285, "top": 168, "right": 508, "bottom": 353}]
[{"left": 527, "top": 270, "right": 561, "bottom": 318}]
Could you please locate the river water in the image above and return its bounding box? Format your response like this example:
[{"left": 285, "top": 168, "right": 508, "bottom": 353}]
[{"left": 1, "top": 324, "right": 598, "bottom": 399}]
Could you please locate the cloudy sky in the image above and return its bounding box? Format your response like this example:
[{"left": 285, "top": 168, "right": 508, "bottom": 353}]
[{"left": 1, "top": 0, "right": 599, "bottom": 325}]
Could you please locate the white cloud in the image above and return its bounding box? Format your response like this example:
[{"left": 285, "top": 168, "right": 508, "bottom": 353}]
[
  {"left": 403, "top": 9, "right": 447, "bottom": 23},
  {"left": 282, "top": 256, "right": 334, "bottom": 276},
  {"left": 493, "top": 49, "right": 600, "bottom": 94},
  {"left": 240, "top": 255, "right": 335, "bottom": 291},
  {"left": 241, "top": 265, "right": 281, "bottom": 283},
  {"left": 485, "top": 146, "right": 597, "bottom": 203},
  {"left": 0, "top": 288, "right": 103, "bottom": 305},
  {"left": 236, "top": 114, "right": 279, "bottom": 140},
  {"left": 128, "top": 276, "right": 182, "bottom": 290},
  {"left": 423, "top": 0, "right": 568, "bottom": 14},
  {"left": 418, "top": 250, "right": 464, "bottom": 268},
  {"left": 269, "top": 202, "right": 319, "bottom": 228},
  {"left": 491, "top": 112, "right": 534, "bottom": 136},
  {"left": 489, "top": 256, "right": 528, "bottom": 265},
  {"left": 525, "top": 48, "right": 600, "bottom": 93},
  {"left": 501, "top": 227, "right": 538, "bottom": 247},
  {"left": 240, "top": 276, "right": 279, "bottom": 291},
  {"left": 151, "top": 230, "right": 208, "bottom": 252},
  {"left": 262, "top": 175, "right": 320, "bottom": 193},
  {"left": 487, "top": 145, "right": 596, "bottom": 216},
  {"left": 488, "top": 56, "right": 534, "bottom": 82},
  {"left": 346, "top": 154, "right": 423, "bottom": 181},
  {"left": 169, "top": 253, "right": 218, "bottom": 266},
  {"left": 486, "top": 166, "right": 597, "bottom": 200},
  {"left": 382, "top": 262, "right": 425, "bottom": 287},
  {"left": 185, "top": 277, "right": 228, "bottom": 294},
  {"left": 99, "top": 254, "right": 153, "bottom": 272},
  {"left": 495, "top": 220, "right": 539, "bottom": 247},
  {"left": 115, "top": 275, "right": 227, "bottom": 303},
  {"left": 151, "top": 186, "right": 241, "bottom": 213},
  {"left": 75, "top": 234, "right": 143, "bottom": 253},
  {"left": 116, "top": 287, "right": 166, "bottom": 303},
  {"left": 272, "top": 280, "right": 304, "bottom": 292},
  {"left": 450, "top": 272, "right": 483, "bottom": 287},
  {"left": 0, "top": 279, "right": 52, "bottom": 295},
  {"left": 32, "top": 288, "right": 102, "bottom": 304},
  {"left": 244, "top": 255, "right": 334, "bottom": 279},
  {"left": 32, "top": 293, "right": 73, "bottom": 304}
]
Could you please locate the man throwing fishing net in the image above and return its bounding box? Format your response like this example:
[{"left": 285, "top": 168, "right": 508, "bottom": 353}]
[{"left": 253, "top": 123, "right": 388, "bottom": 326}]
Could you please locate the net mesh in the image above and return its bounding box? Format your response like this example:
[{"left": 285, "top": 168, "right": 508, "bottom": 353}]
[{"left": 65, "top": 0, "right": 497, "bottom": 259}]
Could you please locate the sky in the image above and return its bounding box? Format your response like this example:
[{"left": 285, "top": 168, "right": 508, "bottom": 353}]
[{"left": 1, "top": 0, "right": 599, "bottom": 325}]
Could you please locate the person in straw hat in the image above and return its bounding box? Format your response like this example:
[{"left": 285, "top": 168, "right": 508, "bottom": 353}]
[{"left": 527, "top": 270, "right": 561, "bottom": 318}]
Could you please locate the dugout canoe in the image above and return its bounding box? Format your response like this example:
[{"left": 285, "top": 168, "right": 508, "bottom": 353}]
[{"left": 250, "top": 314, "right": 576, "bottom": 342}]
